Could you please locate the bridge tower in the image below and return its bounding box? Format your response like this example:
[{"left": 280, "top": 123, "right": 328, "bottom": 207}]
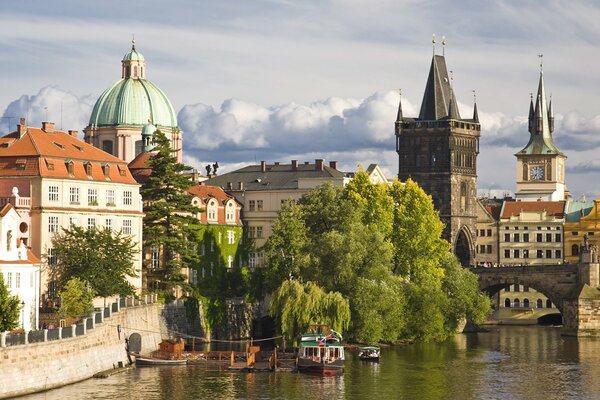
[{"left": 396, "top": 46, "right": 480, "bottom": 267}]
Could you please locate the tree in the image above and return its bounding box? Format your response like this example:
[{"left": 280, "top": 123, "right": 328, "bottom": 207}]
[
  {"left": 141, "top": 129, "right": 201, "bottom": 287},
  {"left": 269, "top": 280, "right": 350, "bottom": 344},
  {"left": 0, "top": 274, "right": 20, "bottom": 331},
  {"left": 59, "top": 277, "right": 94, "bottom": 320},
  {"left": 50, "top": 226, "right": 138, "bottom": 298}
]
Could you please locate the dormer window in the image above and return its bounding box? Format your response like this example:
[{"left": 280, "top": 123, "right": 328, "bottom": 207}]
[
  {"left": 45, "top": 159, "right": 55, "bottom": 171},
  {"left": 102, "top": 163, "right": 110, "bottom": 180},
  {"left": 118, "top": 165, "right": 127, "bottom": 176},
  {"left": 53, "top": 142, "right": 65, "bottom": 150},
  {"left": 207, "top": 199, "right": 217, "bottom": 222},
  {"left": 15, "top": 159, "right": 26, "bottom": 170},
  {"left": 65, "top": 160, "right": 74, "bottom": 176},
  {"left": 85, "top": 162, "right": 92, "bottom": 178}
]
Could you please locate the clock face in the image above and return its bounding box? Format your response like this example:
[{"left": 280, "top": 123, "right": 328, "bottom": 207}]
[{"left": 530, "top": 165, "right": 544, "bottom": 181}]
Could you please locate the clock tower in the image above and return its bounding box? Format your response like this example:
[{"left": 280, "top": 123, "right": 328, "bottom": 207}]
[{"left": 515, "top": 63, "right": 566, "bottom": 201}]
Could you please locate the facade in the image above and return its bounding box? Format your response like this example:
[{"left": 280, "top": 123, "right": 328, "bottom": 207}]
[
  {"left": 206, "top": 159, "right": 352, "bottom": 267},
  {"left": 514, "top": 67, "right": 566, "bottom": 201},
  {"left": 563, "top": 199, "right": 597, "bottom": 264},
  {"left": 84, "top": 41, "right": 182, "bottom": 163},
  {"left": 396, "top": 52, "right": 480, "bottom": 266},
  {"left": 0, "top": 203, "right": 42, "bottom": 331},
  {"left": 474, "top": 198, "right": 502, "bottom": 266},
  {"left": 0, "top": 120, "right": 144, "bottom": 300}
]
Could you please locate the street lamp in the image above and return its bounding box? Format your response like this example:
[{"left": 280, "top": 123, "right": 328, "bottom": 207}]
[{"left": 21, "top": 301, "right": 25, "bottom": 329}]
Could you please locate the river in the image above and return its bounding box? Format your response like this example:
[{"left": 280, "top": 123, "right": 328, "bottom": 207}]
[{"left": 20, "top": 326, "right": 600, "bottom": 400}]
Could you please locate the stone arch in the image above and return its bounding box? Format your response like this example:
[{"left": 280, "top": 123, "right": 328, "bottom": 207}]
[
  {"left": 477, "top": 280, "right": 564, "bottom": 314},
  {"left": 454, "top": 225, "right": 474, "bottom": 267}
]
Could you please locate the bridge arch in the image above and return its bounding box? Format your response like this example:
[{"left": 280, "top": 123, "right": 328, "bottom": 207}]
[{"left": 454, "top": 225, "right": 474, "bottom": 268}]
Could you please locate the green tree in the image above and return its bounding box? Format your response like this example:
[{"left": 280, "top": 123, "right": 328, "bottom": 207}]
[
  {"left": 50, "top": 226, "right": 138, "bottom": 298},
  {"left": 269, "top": 280, "right": 350, "bottom": 344},
  {"left": 0, "top": 274, "right": 20, "bottom": 331},
  {"left": 141, "top": 129, "right": 201, "bottom": 287},
  {"left": 59, "top": 277, "right": 94, "bottom": 320}
]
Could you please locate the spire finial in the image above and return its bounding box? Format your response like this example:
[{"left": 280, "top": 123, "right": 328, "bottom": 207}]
[
  {"left": 472, "top": 89, "right": 476, "bottom": 104},
  {"left": 132, "top": 34, "right": 136, "bottom": 50},
  {"left": 530, "top": 92, "right": 533, "bottom": 101},
  {"left": 432, "top": 34, "right": 436, "bottom": 55},
  {"left": 442, "top": 35, "right": 446, "bottom": 57},
  {"left": 538, "top": 53, "right": 543, "bottom": 72}
]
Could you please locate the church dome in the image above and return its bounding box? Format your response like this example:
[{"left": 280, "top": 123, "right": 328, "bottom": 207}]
[{"left": 88, "top": 42, "right": 178, "bottom": 130}]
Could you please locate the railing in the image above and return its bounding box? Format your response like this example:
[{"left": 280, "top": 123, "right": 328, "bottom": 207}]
[
  {"left": 0, "top": 294, "right": 158, "bottom": 348},
  {"left": 0, "top": 196, "right": 32, "bottom": 208}
]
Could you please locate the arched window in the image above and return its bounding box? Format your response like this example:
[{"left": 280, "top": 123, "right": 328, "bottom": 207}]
[
  {"left": 523, "top": 298, "right": 530, "bottom": 308},
  {"left": 102, "top": 140, "right": 113, "bottom": 155},
  {"left": 537, "top": 299, "right": 543, "bottom": 308},
  {"left": 504, "top": 298, "right": 511, "bottom": 308},
  {"left": 572, "top": 244, "right": 579, "bottom": 256},
  {"left": 134, "top": 66, "right": 138, "bottom": 77},
  {"left": 514, "top": 298, "right": 521, "bottom": 308},
  {"left": 546, "top": 299, "right": 553, "bottom": 308}
]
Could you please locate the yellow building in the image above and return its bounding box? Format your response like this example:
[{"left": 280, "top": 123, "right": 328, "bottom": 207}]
[
  {"left": 475, "top": 198, "right": 502, "bottom": 266},
  {"left": 564, "top": 199, "right": 598, "bottom": 264}
]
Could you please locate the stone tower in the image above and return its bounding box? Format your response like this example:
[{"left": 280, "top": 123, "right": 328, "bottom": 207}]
[
  {"left": 396, "top": 52, "right": 480, "bottom": 267},
  {"left": 514, "top": 65, "right": 566, "bottom": 201}
]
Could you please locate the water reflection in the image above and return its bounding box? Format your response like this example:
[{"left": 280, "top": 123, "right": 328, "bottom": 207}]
[{"left": 20, "top": 326, "right": 600, "bottom": 400}]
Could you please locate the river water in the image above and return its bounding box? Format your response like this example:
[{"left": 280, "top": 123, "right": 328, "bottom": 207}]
[{"left": 20, "top": 326, "right": 600, "bottom": 400}]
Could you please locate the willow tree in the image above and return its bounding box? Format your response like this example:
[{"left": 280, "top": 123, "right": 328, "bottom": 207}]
[{"left": 269, "top": 280, "right": 350, "bottom": 344}]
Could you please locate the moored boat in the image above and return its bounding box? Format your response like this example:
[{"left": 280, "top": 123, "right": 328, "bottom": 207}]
[
  {"left": 135, "top": 356, "right": 187, "bottom": 366},
  {"left": 358, "top": 346, "right": 380, "bottom": 361},
  {"left": 297, "top": 324, "right": 344, "bottom": 375}
]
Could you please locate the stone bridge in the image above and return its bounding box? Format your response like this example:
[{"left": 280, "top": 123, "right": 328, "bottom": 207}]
[{"left": 470, "top": 249, "right": 600, "bottom": 337}]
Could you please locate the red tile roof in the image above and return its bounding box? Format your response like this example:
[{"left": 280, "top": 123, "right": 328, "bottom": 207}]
[
  {"left": 501, "top": 201, "right": 566, "bottom": 219},
  {"left": 0, "top": 125, "right": 137, "bottom": 184}
]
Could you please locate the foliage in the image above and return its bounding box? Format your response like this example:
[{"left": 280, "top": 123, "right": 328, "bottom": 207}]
[
  {"left": 141, "top": 129, "right": 201, "bottom": 286},
  {"left": 0, "top": 274, "right": 20, "bottom": 331},
  {"left": 269, "top": 280, "right": 350, "bottom": 344},
  {"left": 50, "top": 226, "right": 137, "bottom": 298},
  {"left": 59, "top": 277, "right": 94, "bottom": 320}
]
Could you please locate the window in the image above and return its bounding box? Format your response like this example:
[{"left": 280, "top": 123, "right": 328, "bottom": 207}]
[
  {"left": 514, "top": 284, "right": 520, "bottom": 292},
  {"left": 256, "top": 226, "right": 263, "bottom": 238},
  {"left": 504, "top": 249, "right": 510, "bottom": 258},
  {"left": 486, "top": 245, "right": 492, "bottom": 253},
  {"left": 102, "top": 164, "right": 110, "bottom": 179},
  {"left": 479, "top": 229, "right": 485, "bottom": 237},
  {"left": 572, "top": 244, "right": 579, "bottom": 256},
  {"left": 106, "top": 190, "right": 115, "bottom": 206},
  {"left": 523, "top": 233, "right": 529, "bottom": 242},
  {"left": 87, "top": 218, "right": 96, "bottom": 230},
  {"left": 249, "top": 253, "right": 256, "bottom": 268},
  {"left": 15, "top": 272, "right": 20, "bottom": 289},
  {"left": 102, "top": 140, "right": 113, "bottom": 155},
  {"left": 257, "top": 200, "right": 263, "bottom": 211},
  {"left": 514, "top": 299, "right": 521, "bottom": 308},
  {"left": 545, "top": 233, "right": 552, "bottom": 243},
  {"left": 151, "top": 247, "right": 160, "bottom": 269},
  {"left": 66, "top": 161, "right": 74, "bottom": 175},
  {"left": 208, "top": 200, "right": 217, "bottom": 221},
  {"left": 122, "top": 219, "right": 132, "bottom": 235},
  {"left": 513, "top": 249, "right": 520, "bottom": 258},
  {"left": 523, "top": 249, "right": 529, "bottom": 259},
  {"left": 537, "top": 250, "right": 544, "bottom": 258},
  {"left": 48, "top": 185, "right": 59, "bottom": 202},
  {"left": 479, "top": 245, "right": 485, "bottom": 253},
  {"left": 6, "top": 272, "right": 12, "bottom": 288},
  {"left": 523, "top": 298, "right": 530, "bottom": 308},
  {"left": 487, "top": 229, "right": 492, "bottom": 236},
  {"left": 536, "top": 233, "right": 543, "bottom": 242},
  {"left": 69, "top": 187, "right": 79, "bottom": 204},
  {"left": 537, "top": 299, "right": 543, "bottom": 308},
  {"left": 105, "top": 218, "right": 112, "bottom": 230},
  {"left": 555, "top": 233, "right": 561, "bottom": 242},
  {"left": 248, "top": 200, "right": 256, "bottom": 211},
  {"left": 47, "top": 248, "right": 57, "bottom": 265},
  {"left": 226, "top": 202, "right": 235, "bottom": 222},
  {"left": 546, "top": 299, "right": 553, "bottom": 308},
  {"left": 85, "top": 162, "right": 92, "bottom": 177},
  {"left": 123, "top": 191, "right": 132, "bottom": 205},
  {"left": 88, "top": 188, "right": 98, "bottom": 205},
  {"left": 227, "top": 230, "right": 235, "bottom": 245},
  {"left": 504, "top": 298, "right": 511, "bottom": 308},
  {"left": 504, "top": 233, "right": 510, "bottom": 242},
  {"left": 69, "top": 217, "right": 79, "bottom": 227},
  {"left": 190, "top": 269, "right": 197, "bottom": 285},
  {"left": 572, "top": 232, "right": 579, "bottom": 236},
  {"left": 524, "top": 286, "right": 529, "bottom": 292},
  {"left": 514, "top": 233, "right": 520, "bottom": 242},
  {"left": 546, "top": 249, "right": 552, "bottom": 259},
  {"left": 227, "top": 255, "right": 234, "bottom": 269},
  {"left": 48, "top": 216, "right": 59, "bottom": 233},
  {"left": 556, "top": 250, "right": 562, "bottom": 259}
]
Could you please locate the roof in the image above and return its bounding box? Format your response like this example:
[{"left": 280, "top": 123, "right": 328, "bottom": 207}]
[
  {"left": 206, "top": 161, "right": 348, "bottom": 191},
  {"left": 188, "top": 184, "right": 239, "bottom": 205},
  {"left": 501, "top": 201, "right": 566, "bottom": 219},
  {"left": 123, "top": 44, "right": 145, "bottom": 61},
  {"left": 128, "top": 151, "right": 155, "bottom": 184},
  {"left": 0, "top": 179, "right": 30, "bottom": 197},
  {"left": 565, "top": 200, "right": 595, "bottom": 223},
  {"left": 0, "top": 125, "right": 137, "bottom": 184},
  {"left": 418, "top": 55, "right": 461, "bottom": 121}
]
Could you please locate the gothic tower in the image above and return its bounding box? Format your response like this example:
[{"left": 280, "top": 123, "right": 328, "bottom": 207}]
[
  {"left": 515, "top": 65, "right": 566, "bottom": 201},
  {"left": 396, "top": 51, "right": 480, "bottom": 267}
]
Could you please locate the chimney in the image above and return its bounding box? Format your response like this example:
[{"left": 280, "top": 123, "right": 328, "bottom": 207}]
[
  {"left": 329, "top": 161, "right": 338, "bottom": 170},
  {"left": 238, "top": 182, "right": 244, "bottom": 190},
  {"left": 17, "top": 118, "right": 27, "bottom": 138},
  {"left": 261, "top": 160, "right": 266, "bottom": 173},
  {"left": 315, "top": 159, "right": 324, "bottom": 171},
  {"left": 42, "top": 121, "right": 55, "bottom": 133},
  {"left": 291, "top": 160, "right": 298, "bottom": 170},
  {"left": 68, "top": 130, "right": 78, "bottom": 137}
]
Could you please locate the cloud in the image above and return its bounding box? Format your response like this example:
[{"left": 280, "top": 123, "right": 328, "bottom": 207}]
[{"left": 0, "top": 86, "right": 95, "bottom": 137}]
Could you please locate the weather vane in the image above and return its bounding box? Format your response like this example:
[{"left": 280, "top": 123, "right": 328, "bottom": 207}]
[
  {"left": 538, "top": 54, "right": 543, "bottom": 71},
  {"left": 432, "top": 34, "right": 436, "bottom": 54},
  {"left": 472, "top": 89, "right": 476, "bottom": 103},
  {"left": 442, "top": 35, "right": 446, "bottom": 56}
]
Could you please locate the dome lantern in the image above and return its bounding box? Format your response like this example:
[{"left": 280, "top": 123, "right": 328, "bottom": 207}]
[{"left": 122, "top": 37, "right": 146, "bottom": 79}]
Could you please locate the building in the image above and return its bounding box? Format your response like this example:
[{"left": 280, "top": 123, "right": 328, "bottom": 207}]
[
  {"left": 563, "top": 199, "right": 597, "bottom": 264},
  {"left": 84, "top": 41, "right": 182, "bottom": 163},
  {"left": 396, "top": 51, "right": 480, "bottom": 266},
  {"left": 0, "top": 203, "right": 42, "bottom": 331},
  {"left": 206, "top": 159, "right": 352, "bottom": 267},
  {"left": 0, "top": 120, "right": 144, "bottom": 300},
  {"left": 514, "top": 65, "right": 566, "bottom": 201},
  {"left": 475, "top": 198, "right": 503, "bottom": 266}
]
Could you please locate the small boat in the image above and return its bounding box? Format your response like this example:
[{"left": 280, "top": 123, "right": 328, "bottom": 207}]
[
  {"left": 135, "top": 356, "right": 187, "bottom": 366},
  {"left": 358, "top": 346, "right": 380, "bottom": 361},
  {"left": 297, "top": 324, "right": 345, "bottom": 375}
]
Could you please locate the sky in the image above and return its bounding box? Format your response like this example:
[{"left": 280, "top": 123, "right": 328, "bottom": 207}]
[{"left": 1, "top": 1, "right": 600, "bottom": 199}]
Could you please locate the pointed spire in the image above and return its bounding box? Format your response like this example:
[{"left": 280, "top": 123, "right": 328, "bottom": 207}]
[
  {"left": 448, "top": 88, "right": 458, "bottom": 120},
  {"left": 528, "top": 93, "right": 534, "bottom": 132},
  {"left": 418, "top": 55, "right": 460, "bottom": 120},
  {"left": 396, "top": 89, "right": 403, "bottom": 122},
  {"left": 472, "top": 90, "right": 479, "bottom": 123},
  {"left": 548, "top": 94, "right": 554, "bottom": 133}
]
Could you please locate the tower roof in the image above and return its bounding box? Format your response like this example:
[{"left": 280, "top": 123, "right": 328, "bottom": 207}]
[
  {"left": 516, "top": 70, "right": 564, "bottom": 156},
  {"left": 418, "top": 55, "right": 461, "bottom": 121}
]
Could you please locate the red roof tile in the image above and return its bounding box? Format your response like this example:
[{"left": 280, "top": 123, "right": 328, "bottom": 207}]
[{"left": 501, "top": 201, "right": 566, "bottom": 219}]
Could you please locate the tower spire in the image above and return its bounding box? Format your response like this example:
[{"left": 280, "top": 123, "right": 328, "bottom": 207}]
[
  {"left": 396, "top": 89, "right": 403, "bottom": 122},
  {"left": 472, "top": 90, "right": 479, "bottom": 123}
]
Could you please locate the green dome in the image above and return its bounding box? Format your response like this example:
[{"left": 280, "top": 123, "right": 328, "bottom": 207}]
[
  {"left": 88, "top": 78, "right": 178, "bottom": 128},
  {"left": 123, "top": 47, "right": 145, "bottom": 61}
]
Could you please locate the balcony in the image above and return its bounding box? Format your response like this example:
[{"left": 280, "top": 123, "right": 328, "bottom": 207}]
[{"left": 0, "top": 196, "right": 31, "bottom": 209}]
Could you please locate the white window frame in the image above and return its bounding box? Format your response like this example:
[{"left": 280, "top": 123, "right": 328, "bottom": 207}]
[
  {"left": 87, "top": 188, "right": 98, "bottom": 205},
  {"left": 48, "top": 216, "right": 59, "bottom": 233},
  {"left": 106, "top": 189, "right": 115, "bottom": 206},
  {"left": 48, "top": 185, "right": 59, "bottom": 202},
  {"left": 123, "top": 191, "right": 132, "bottom": 206},
  {"left": 227, "top": 230, "right": 235, "bottom": 245},
  {"left": 122, "top": 219, "right": 132, "bottom": 235},
  {"left": 69, "top": 187, "right": 79, "bottom": 204}
]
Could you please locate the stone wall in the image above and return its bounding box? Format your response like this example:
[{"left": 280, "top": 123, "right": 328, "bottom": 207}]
[
  {"left": 0, "top": 302, "right": 162, "bottom": 399},
  {"left": 159, "top": 299, "right": 206, "bottom": 340}
]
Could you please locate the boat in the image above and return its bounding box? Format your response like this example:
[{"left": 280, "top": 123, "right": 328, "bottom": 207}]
[
  {"left": 135, "top": 356, "right": 187, "bottom": 366},
  {"left": 297, "top": 324, "right": 345, "bottom": 375},
  {"left": 358, "top": 346, "right": 380, "bottom": 361}
]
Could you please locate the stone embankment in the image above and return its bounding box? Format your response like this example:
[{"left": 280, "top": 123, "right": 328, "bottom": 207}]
[{"left": 0, "top": 296, "right": 162, "bottom": 399}]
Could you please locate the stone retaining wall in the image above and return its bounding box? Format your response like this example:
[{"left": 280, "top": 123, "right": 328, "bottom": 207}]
[{"left": 0, "top": 301, "right": 162, "bottom": 399}]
